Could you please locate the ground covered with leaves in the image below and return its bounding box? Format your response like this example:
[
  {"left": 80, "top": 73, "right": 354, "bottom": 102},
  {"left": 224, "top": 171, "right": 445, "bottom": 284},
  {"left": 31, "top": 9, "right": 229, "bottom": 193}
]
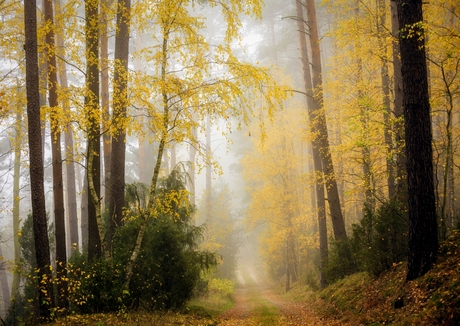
[
  {"left": 48, "top": 232, "right": 460, "bottom": 325},
  {"left": 297, "top": 230, "right": 460, "bottom": 325}
]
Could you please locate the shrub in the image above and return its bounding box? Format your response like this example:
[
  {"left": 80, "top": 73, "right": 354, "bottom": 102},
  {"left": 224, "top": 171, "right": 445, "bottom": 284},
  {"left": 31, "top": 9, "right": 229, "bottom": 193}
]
[{"left": 324, "top": 198, "right": 408, "bottom": 283}]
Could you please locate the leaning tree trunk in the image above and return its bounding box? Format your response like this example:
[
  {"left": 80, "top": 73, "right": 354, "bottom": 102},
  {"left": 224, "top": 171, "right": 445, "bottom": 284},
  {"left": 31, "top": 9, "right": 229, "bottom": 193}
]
[
  {"left": 44, "top": 0, "right": 68, "bottom": 308},
  {"left": 305, "top": 0, "right": 347, "bottom": 240},
  {"left": 396, "top": 0, "right": 438, "bottom": 281},
  {"left": 295, "top": 0, "right": 328, "bottom": 287},
  {"left": 24, "top": 0, "right": 54, "bottom": 319}
]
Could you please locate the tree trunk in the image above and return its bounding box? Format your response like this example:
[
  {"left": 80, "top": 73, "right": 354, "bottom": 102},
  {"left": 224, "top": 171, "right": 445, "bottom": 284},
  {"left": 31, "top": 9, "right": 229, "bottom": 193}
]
[
  {"left": 206, "top": 113, "right": 212, "bottom": 221},
  {"left": 11, "top": 91, "right": 22, "bottom": 303},
  {"left": 125, "top": 33, "right": 169, "bottom": 289},
  {"left": 0, "top": 244, "right": 10, "bottom": 318},
  {"left": 378, "top": 0, "right": 396, "bottom": 200},
  {"left": 24, "top": 0, "right": 54, "bottom": 318},
  {"left": 396, "top": 0, "right": 438, "bottom": 281},
  {"left": 295, "top": 0, "right": 328, "bottom": 287},
  {"left": 108, "top": 0, "right": 131, "bottom": 252},
  {"left": 101, "top": 0, "right": 111, "bottom": 213},
  {"left": 390, "top": 0, "right": 406, "bottom": 200},
  {"left": 56, "top": 0, "right": 79, "bottom": 254},
  {"left": 44, "top": 0, "right": 68, "bottom": 308},
  {"left": 305, "top": 0, "right": 347, "bottom": 240},
  {"left": 85, "top": 0, "right": 103, "bottom": 261}
]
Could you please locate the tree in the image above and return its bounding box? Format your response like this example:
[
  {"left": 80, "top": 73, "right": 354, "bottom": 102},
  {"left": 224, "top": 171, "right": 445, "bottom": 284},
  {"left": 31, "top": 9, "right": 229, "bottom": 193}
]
[
  {"left": 85, "top": 0, "right": 105, "bottom": 261},
  {"left": 294, "top": 0, "right": 328, "bottom": 288},
  {"left": 396, "top": 0, "right": 438, "bottom": 281},
  {"left": 305, "top": 0, "right": 347, "bottom": 240},
  {"left": 24, "top": 0, "right": 54, "bottom": 319},
  {"left": 44, "top": 0, "right": 67, "bottom": 307},
  {"left": 108, "top": 0, "right": 131, "bottom": 251}
]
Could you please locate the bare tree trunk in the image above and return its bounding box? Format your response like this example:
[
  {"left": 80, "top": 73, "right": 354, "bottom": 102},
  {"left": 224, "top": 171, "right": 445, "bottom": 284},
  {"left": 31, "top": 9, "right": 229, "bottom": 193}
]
[
  {"left": 305, "top": 0, "right": 347, "bottom": 240},
  {"left": 11, "top": 89, "right": 22, "bottom": 303},
  {"left": 44, "top": 0, "right": 68, "bottom": 308},
  {"left": 24, "top": 0, "right": 54, "bottom": 318},
  {"left": 206, "top": 114, "right": 212, "bottom": 221},
  {"left": 108, "top": 0, "right": 131, "bottom": 252},
  {"left": 396, "top": 0, "right": 438, "bottom": 281},
  {"left": 295, "top": 0, "right": 328, "bottom": 287},
  {"left": 0, "top": 244, "right": 10, "bottom": 318}
]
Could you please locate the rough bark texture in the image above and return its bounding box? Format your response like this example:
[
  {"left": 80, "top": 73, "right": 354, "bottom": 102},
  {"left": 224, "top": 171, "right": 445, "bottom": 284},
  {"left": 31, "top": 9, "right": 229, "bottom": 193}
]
[
  {"left": 44, "top": 0, "right": 68, "bottom": 307},
  {"left": 305, "top": 0, "right": 347, "bottom": 240},
  {"left": 85, "top": 0, "right": 102, "bottom": 261},
  {"left": 396, "top": 0, "right": 438, "bottom": 281},
  {"left": 24, "top": 0, "right": 54, "bottom": 318},
  {"left": 295, "top": 0, "right": 328, "bottom": 288},
  {"left": 108, "top": 0, "right": 131, "bottom": 251}
]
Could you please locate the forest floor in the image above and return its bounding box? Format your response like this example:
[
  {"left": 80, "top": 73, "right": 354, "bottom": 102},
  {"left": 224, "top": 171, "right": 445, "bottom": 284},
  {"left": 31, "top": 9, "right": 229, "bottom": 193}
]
[{"left": 48, "top": 231, "right": 460, "bottom": 325}]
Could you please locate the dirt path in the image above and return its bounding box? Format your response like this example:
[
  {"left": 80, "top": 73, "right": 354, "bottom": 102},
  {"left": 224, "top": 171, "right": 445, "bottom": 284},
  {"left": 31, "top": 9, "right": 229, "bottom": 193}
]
[{"left": 218, "top": 266, "right": 342, "bottom": 325}]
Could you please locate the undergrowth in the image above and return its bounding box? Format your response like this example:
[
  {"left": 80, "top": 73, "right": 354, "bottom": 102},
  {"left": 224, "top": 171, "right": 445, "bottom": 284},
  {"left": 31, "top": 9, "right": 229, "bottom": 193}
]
[{"left": 296, "top": 230, "right": 460, "bottom": 325}]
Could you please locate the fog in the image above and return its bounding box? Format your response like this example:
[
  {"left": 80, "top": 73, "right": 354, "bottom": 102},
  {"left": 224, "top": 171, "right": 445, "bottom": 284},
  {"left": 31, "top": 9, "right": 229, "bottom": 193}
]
[{"left": 0, "top": 0, "right": 458, "bottom": 322}]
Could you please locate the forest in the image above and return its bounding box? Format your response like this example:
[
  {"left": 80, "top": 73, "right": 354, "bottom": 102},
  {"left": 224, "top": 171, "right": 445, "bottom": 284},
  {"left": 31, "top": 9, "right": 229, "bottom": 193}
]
[{"left": 0, "top": 0, "right": 459, "bottom": 325}]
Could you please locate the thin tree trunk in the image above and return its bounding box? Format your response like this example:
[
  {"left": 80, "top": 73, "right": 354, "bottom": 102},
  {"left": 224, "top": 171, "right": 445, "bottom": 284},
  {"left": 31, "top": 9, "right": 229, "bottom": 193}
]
[
  {"left": 44, "top": 0, "right": 68, "bottom": 308},
  {"left": 56, "top": 0, "right": 79, "bottom": 254},
  {"left": 101, "top": 0, "right": 111, "bottom": 212},
  {"left": 396, "top": 0, "right": 438, "bottom": 281},
  {"left": 390, "top": 0, "right": 406, "bottom": 200},
  {"left": 305, "top": 0, "right": 347, "bottom": 240},
  {"left": 0, "top": 244, "right": 10, "bottom": 317},
  {"left": 206, "top": 114, "right": 212, "bottom": 221},
  {"left": 85, "top": 0, "right": 103, "bottom": 261},
  {"left": 24, "top": 0, "right": 54, "bottom": 318},
  {"left": 125, "top": 33, "right": 169, "bottom": 289},
  {"left": 11, "top": 89, "right": 22, "bottom": 303},
  {"left": 378, "top": 0, "right": 396, "bottom": 200}
]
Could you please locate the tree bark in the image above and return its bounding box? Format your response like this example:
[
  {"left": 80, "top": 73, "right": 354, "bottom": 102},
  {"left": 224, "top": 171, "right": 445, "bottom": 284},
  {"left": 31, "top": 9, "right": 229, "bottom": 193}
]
[
  {"left": 108, "top": 0, "right": 131, "bottom": 252},
  {"left": 44, "top": 0, "right": 68, "bottom": 308},
  {"left": 85, "top": 0, "right": 103, "bottom": 261},
  {"left": 24, "top": 0, "right": 54, "bottom": 318},
  {"left": 396, "top": 0, "right": 438, "bottom": 281},
  {"left": 295, "top": 0, "right": 328, "bottom": 287},
  {"left": 305, "top": 0, "right": 347, "bottom": 240}
]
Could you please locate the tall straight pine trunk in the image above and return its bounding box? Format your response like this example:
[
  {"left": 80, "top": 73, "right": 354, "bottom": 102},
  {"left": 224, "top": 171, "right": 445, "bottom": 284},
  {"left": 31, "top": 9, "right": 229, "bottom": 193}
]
[
  {"left": 395, "top": 0, "right": 438, "bottom": 281},
  {"left": 24, "top": 0, "right": 54, "bottom": 319},
  {"left": 44, "top": 0, "right": 68, "bottom": 307}
]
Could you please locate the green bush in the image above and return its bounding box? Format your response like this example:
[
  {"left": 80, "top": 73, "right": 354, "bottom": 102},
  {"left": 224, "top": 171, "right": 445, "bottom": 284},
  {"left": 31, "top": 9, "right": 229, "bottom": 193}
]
[
  {"left": 324, "top": 198, "right": 408, "bottom": 283},
  {"left": 68, "top": 170, "right": 217, "bottom": 312},
  {"left": 351, "top": 199, "right": 408, "bottom": 276}
]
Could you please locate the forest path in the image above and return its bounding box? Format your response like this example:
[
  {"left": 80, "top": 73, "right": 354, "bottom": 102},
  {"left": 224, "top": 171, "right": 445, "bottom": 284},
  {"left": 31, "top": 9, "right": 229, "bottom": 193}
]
[{"left": 218, "top": 265, "right": 341, "bottom": 325}]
